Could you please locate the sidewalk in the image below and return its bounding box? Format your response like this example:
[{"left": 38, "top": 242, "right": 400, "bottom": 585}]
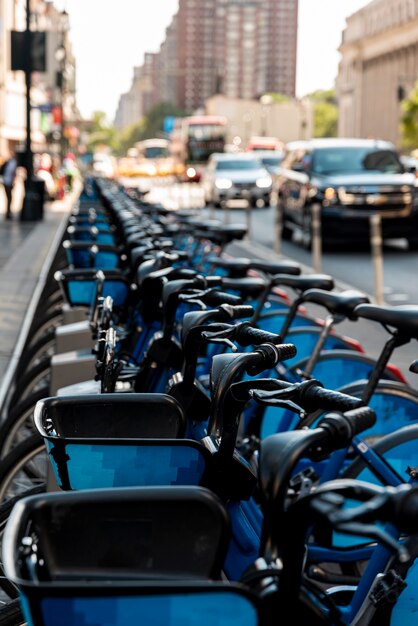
[{"left": 0, "top": 188, "right": 79, "bottom": 388}]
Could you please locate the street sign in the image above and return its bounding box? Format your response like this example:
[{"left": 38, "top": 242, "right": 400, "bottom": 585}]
[{"left": 163, "top": 116, "right": 176, "bottom": 134}]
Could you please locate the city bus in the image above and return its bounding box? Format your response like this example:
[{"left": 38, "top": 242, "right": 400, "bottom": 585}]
[{"left": 170, "top": 115, "right": 228, "bottom": 181}]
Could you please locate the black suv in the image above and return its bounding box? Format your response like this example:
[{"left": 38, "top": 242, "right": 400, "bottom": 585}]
[{"left": 275, "top": 138, "right": 418, "bottom": 249}]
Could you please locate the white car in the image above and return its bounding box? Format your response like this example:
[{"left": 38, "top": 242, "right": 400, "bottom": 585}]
[
  {"left": 92, "top": 153, "right": 116, "bottom": 178},
  {"left": 202, "top": 153, "right": 273, "bottom": 208}
]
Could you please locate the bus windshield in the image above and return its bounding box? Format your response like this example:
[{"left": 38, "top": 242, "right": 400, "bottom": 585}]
[{"left": 143, "top": 146, "right": 169, "bottom": 159}]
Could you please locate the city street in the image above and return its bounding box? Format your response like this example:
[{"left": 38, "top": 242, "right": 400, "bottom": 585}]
[{"left": 131, "top": 176, "right": 418, "bottom": 385}]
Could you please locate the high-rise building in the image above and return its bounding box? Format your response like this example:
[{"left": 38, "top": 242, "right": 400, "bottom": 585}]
[
  {"left": 115, "top": 0, "right": 299, "bottom": 126},
  {"left": 264, "top": 0, "right": 298, "bottom": 97}
]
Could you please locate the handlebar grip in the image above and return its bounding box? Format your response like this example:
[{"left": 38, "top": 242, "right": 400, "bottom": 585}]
[
  {"left": 303, "top": 385, "right": 364, "bottom": 414},
  {"left": 394, "top": 487, "right": 418, "bottom": 534},
  {"left": 274, "top": 343, "right": 298, "bottom": 362},
  {"left": 343, "top": 406, "right": 377, "bottom": 437},
  {"left": 220, "top": 304, "right": 254, "bottom": 320},
  {"left": 319, "top": 406, "right": 376, "bottom": 449},
  {"left": 205, "top": 276, "right": 224, "bottom": 287},
  {"left": 205, "top": 290, "right": 243, "bottom": 307},
  {"left": 246, "top": 343, "right": 297, "bottom": 376},
  {"left": 235, "top": 324, "right": 282, "bottom": 347}
]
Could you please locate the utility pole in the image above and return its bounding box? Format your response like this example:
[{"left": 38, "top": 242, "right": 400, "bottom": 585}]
[{"left": 20, "top": 0, "right": 44, "bottom": 221}]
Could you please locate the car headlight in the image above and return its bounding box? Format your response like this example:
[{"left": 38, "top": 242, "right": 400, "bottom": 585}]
[
  {"left": 215, "top": 178, "right": 233, "bottom": 190},
  {"left": 324, "top": 187, "right": 337, "bottom": 201},
  {"left": 256, "top": 176, "right": 272, "bottom": 189}
]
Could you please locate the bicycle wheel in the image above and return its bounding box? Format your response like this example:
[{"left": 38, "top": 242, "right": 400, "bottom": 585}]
[
  {"left": 26, "top": 307, "right": 63, "bottom": 343},
  {"left": 18, "top": 327, "right": 56, "bottom": 374},
  {"left": 0, "top": 435, "right": 47, "bottom": 505},
  {"left": 9, "top": 357, "right": 51, "bottom": 408},
  {"left": 290, "top": 350, "right": 404, "bottom": 390},
  {"left": 0, "top": 385, "right": 50, "bottom": 457},
  {"left": 0, "top": 599, "right": 24, "bottom": 626},
  {"left": 302, "top": 381, "right": 418, "bottom": 442}
]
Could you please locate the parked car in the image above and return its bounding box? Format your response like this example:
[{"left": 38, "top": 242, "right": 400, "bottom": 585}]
[
  {"left": 275, "top": 137, "right": 418, "bottom": 249},
  {"left": 250, "top": 149, "right": 284, "bottom": 176},
  {"left": 202, "top": 153, "right": 273, "bottom": 208}
]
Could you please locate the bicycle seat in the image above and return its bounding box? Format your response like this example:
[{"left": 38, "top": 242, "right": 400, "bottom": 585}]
[
  {"left": 209, "top": 224, "right": 248, "bottom": 244},
  {"left": 271, "top": 274, "right": 334, "bottom": 292},
  {"left": 302, "top": 289, "right": 370, "bottom": 319},
  {"left": 209, "top": 257, "right": 251, "bottom": 277},
  {"left": 221, "top": 277, "right": 267, "bottom": 298},
  {"left": 187, "top": 218, "right": 223, "bottom": 229},
  {"left": 249, "top": 259, "right": 301, "bottom": 276},
  {"left": 353, "top": 304, "right": 418, "bottom": 339}
]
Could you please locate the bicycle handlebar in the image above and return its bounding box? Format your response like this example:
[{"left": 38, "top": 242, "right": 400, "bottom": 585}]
[
  {"left": 234, "top": 323, "right": 283, "bottom": 347},
  {"left": 202, "top": 321, "right": 282, "bottom": 350},
  {"left": 251, "top": 378, "right": 363, "bottom": 415},
  {"left": 318, "top": 406, "right": 376, "bottom": 447}
]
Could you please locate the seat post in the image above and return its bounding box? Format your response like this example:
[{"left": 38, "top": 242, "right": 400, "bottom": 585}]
[{"left": 361, "top": 332, "right": 410, "bottom": 403}]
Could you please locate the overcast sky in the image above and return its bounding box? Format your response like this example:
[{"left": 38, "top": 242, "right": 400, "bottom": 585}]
[{"left": 62, "top": 0, "right": 370, "bottom": 121}]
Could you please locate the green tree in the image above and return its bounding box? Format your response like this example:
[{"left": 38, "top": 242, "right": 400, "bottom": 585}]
[
  {"left": 140, "top": 102, "right": 189, "bottom": 140},
  {"left": 314, "top": 102, "right": 338, "bottom": 138},
  {"left": 306, "top": 89, "right": 338, "bottom": 138},
  {"left": 86, "top": 111, "right": 118, "bottom": 152},
  {"left": 113, "top": 102, "right": 190, "bottom": 155},
  {"left": 260, "top": 92, "right": 290, "bottom": 103},
  {"left": 400, "top": 81, "right": 418, "bottom": 150}
]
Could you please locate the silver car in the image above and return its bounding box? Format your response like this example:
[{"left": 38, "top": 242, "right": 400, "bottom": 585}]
[{"left": 202, "top": 153, "right": 273, "bottom": 208}]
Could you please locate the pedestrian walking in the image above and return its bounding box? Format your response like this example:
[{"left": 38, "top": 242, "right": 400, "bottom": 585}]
[{"left": 0, "top": 150, "right": 17, "bottom": 220}]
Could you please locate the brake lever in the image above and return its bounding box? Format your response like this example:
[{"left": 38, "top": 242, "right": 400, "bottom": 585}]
[
  {"left": 178, "top": 289, "right": 210, "bottom": 310},
  {"left": 249, "top": 391, "right": 305, "bottom": 418},
  {"left": 335, "top": 522, "right": 410, "bottom": 563},
  {"left": 201, "top": 325, "right": 238, "bottom": 352}
]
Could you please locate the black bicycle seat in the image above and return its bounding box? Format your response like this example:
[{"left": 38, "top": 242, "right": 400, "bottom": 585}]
[
  {"left": 249, "top": 259, "right": 301, "bottom": 276},
  {"left": 302, "top": 289, "right": 370, "bottom": 319},
  {"left": 221, "top": 277, "right": 268, "bottom": 298},
  {"left": 272, "top": 274, "right": 334, "bottom": 293},
  {"left": 354, "top": 304, "right": 418, "bottom": 339}
]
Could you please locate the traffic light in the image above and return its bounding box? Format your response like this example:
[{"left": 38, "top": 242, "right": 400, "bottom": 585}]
[{"left": 11, "top": 31, "right": 47, "bottom": 72}]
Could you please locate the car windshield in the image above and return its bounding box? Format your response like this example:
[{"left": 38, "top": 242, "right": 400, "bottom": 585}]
[
  {"left": 216, "top": 159, "right": 261, "bottom": 171},
  {"left": 261, "top": 157, "right": 282, "bottom": 167},
  {"left": 311, "top": 147, "right": 404, "bottom": 175}
]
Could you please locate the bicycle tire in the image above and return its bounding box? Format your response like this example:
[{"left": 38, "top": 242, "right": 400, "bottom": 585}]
[
  {"left": 0, "top": 485, "right": 46, "bottom": 604},
  {"left": 25, "top": 312, "right": 63, "bottom": 350},
  {"left": 0, "top": 385, "right": 50, "bottom": 457},
  {"left": 26, "top": 306, "right": 63, "bottom": 340},
  {"left": 0, "top": 435, "right": 47, "bottom": 504},
  {"left": 18, "top": 328, "right": 56, "bottom": 374},
  {"left": 0, "top": 599, "right": 24, "bottom": 626},
  {"left": 9, "top": 357, "right": 51, "bottom": 408}
]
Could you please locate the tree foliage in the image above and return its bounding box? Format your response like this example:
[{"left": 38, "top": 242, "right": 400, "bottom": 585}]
[
  {"left": 400, "top": 81, "right": 418, "bottom": 150},
  {"left": 86, "top": 111, "right": 118, "bottom": 152},
  {"left": 306, "top": 89, "right": 338, "bottom": 138}
]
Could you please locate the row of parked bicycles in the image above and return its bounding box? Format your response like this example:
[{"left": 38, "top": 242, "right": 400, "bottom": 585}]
[{"left": 0, "top": 175, "right": 417, "bottom": 625}]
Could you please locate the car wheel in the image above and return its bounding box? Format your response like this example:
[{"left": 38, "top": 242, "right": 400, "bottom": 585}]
[
  {"left": 408, "top": 237, "right": 418, "bottom": 251},
  {"left": 302, "top": 208, "right": 313, "bottom": 250}
]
